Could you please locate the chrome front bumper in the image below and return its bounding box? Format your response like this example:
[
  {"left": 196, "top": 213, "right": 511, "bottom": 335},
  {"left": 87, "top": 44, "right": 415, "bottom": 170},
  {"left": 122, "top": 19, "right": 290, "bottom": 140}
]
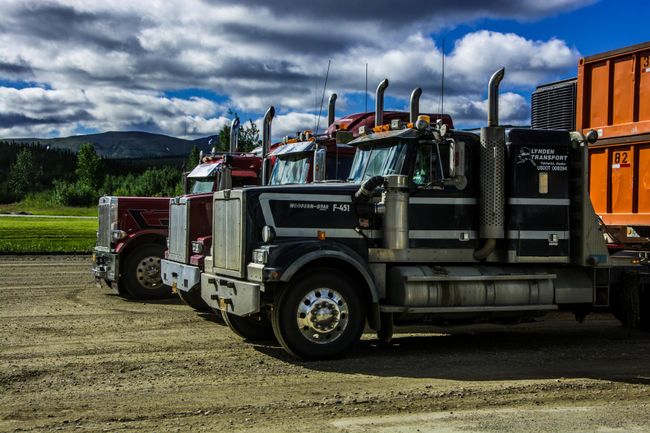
[
  {"left": 200, "top": 271, "right": 261, "bottom": 317},
  {"left": 161, "top": 259, "right": 200, "bottom": 293},
  {"left": 92, "top": 250, "right": 119, "bottom": 282}
]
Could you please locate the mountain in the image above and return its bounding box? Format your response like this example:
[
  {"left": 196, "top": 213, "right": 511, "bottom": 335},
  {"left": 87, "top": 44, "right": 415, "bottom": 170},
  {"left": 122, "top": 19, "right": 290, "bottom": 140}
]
[{"left": 3, "top": 131, "right": 213, "bottom": 159}]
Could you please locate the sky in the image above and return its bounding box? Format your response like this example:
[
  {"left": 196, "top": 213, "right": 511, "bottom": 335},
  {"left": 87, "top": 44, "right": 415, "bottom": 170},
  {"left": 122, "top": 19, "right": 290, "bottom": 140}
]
[{"left": 0, "top": 0, "right": 648, "bottom": 142}]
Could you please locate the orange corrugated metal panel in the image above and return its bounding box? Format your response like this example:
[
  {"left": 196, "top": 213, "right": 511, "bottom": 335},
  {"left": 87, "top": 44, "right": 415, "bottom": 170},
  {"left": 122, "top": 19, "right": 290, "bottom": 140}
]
[
  {"left": 589, "top": 138, "right": 650, "bottom": 227},
  {"left": 589, "top": 148, "right": 608, "bottom": 214},
  {"left": 587, "top": 61, "right": 609, "bottom": 129},
  {"left": 577, "top": 41, "right": 650, "bottom": 139},
  {"left": 612, "top": 57, "right": 635, "bottom": 125},
  {"left": 638, "top": 143, "right": 650, "bottom": 214},
  {"left": 609, "top": 146, "right": 634, "bottom": 214},
  {"left": 640, "top": 55, "right": 650, "bottom": 122}
]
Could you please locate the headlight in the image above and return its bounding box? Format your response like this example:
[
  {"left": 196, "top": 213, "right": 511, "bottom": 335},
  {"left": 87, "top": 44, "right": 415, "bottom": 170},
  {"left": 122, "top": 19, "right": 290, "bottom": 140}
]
[
  {"left": 262, "top": 225, "right": 276, "bottom": 243},
  {"left": 111, "top": 230, "right": 127, "bottom": 242},
  {"left": 252, "top": 248, "right": 269, "bottom": 264},
  {"left": 191, "top": 241, "right": 204, "bottom": 254}
]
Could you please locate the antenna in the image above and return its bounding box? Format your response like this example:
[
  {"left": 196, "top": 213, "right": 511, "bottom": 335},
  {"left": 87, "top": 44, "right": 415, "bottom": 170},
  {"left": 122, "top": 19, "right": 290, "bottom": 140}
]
[
  {"left": 364, "top": 63, "right": 368, "bottom": 113},
  {"left": 315, "top": 59, "right": 332, "bottom": 136},
  {"left": 439, "top": 38, "right": 445, "bottom": 116}
]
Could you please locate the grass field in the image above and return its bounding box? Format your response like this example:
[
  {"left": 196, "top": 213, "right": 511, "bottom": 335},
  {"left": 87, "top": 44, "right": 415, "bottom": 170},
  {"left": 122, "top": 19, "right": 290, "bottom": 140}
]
[
  {"left": 0, "top": 193, "right": 97, "bottom": 217},
  {"left": 0, "top": 216, "right": 97, "bottom": 253}
]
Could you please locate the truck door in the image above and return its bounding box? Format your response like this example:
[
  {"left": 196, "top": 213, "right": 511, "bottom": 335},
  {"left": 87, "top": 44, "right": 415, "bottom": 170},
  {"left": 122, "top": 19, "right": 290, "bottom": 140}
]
[{"left": 408, "top": 140, "right": 477, "bottom": 251}]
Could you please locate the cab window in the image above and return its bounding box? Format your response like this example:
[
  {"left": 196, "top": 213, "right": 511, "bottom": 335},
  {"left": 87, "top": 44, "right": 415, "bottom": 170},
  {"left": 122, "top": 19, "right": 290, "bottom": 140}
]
[{"left": 412, "top": 142, "right": 450, "bottom": 187}]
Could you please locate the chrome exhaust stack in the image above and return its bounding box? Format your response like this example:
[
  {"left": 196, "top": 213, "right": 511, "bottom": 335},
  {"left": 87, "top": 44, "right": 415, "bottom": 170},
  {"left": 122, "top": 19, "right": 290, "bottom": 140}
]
[
  {"left": 327, "top": 93, "right": 337, "bottom": 127},
  {"left": 474, "top": 67, "right": 506, "bottom": 260},
  {"left": 375, "top": 79, "right": 389, "bottom": 127},
  {"left": 409, "top": 88, "right": 422, "bottom": 123},
  {"left": 229, "top": 117, "right": 240, "bottom": 153},
  {"left": 261, "top": 106, "right": 275, "bottom": 186}
]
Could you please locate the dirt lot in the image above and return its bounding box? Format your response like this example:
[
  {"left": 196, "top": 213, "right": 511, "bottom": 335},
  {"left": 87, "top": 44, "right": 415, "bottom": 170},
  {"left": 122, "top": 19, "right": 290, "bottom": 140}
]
[{"left": 1, "top": 255, "right": 650, "bottom": 433}]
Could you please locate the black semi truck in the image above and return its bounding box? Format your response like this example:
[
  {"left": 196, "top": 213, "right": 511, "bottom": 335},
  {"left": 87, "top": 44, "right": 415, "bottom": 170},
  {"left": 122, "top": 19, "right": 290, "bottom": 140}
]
[{"left": 200, "top": 69, "right": 649, "bottom": 359}]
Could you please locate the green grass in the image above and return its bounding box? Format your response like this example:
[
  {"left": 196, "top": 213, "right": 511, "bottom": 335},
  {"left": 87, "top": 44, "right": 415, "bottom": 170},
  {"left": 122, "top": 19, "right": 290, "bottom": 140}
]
[
  {"left": 0, "top": 216, "right": 97, "bottom": 253},
  {"left": 0, "top": 192, "right": 97, "bottom": 217}
]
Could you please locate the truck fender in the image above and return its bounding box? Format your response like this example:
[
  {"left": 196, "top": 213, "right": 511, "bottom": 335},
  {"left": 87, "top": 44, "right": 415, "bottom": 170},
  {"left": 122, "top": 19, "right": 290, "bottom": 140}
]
[
  {"left": 115, "top": 230, "right": 167, "bottom": 255},
  {"left": 275, "top": 244, "right": 381, "bottom": 330}
]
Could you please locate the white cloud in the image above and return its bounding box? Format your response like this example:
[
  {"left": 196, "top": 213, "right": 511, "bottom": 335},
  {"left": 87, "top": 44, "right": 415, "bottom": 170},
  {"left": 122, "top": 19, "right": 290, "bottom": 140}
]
[{"left": 0, "top": 0, "right": 585, "bottom": 138}]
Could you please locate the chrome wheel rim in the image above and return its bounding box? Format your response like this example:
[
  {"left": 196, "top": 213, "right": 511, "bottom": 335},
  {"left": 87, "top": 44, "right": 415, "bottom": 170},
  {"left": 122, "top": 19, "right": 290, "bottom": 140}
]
[
  {"left": 136, "top": 256, "right": 162, "bottom": 290},
  {"left": 296, "top": 288, "right": 349, "bottom": 344}
]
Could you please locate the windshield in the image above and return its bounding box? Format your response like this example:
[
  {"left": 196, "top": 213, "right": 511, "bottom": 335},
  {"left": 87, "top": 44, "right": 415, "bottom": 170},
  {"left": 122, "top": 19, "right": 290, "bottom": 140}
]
[
  {"left": 348, "top": 142, "right": 408, "bottom": 182},
  {"left": 190, "top": 178, "right": 214, "bottom": 194},
  {"left": 269, "top": 153, "right": 311, "bottom": 185}
]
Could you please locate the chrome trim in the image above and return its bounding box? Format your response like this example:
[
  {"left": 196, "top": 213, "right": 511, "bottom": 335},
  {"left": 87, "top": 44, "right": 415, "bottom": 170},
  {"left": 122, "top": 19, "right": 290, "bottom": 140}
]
[
  {"left": 167, "top": 196, "right": 189, "bottom": 263},
  {"left": 508, "top": 198, "right": 570, "bottom": 206}
]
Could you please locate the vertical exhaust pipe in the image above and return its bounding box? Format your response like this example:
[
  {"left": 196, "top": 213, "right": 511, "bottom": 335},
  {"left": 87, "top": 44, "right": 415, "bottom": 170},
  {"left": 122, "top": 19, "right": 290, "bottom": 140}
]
[
  {"left": 327, "top": 93, "right": 337, "bottom": 127},
  {"left": 261, "top": 106, "right": 275, "bottom": 186},
  {"left": 409, "top": 88, "right": 422, "bottom": 123},
  {"left": 487, "top": 68, "right": 505, "bottom": 127},
  {"left": 474, "top": 67, "right": 506, "bottom": 260},
  {"left": 229, "top": 117, "right": 240, "bottom": 153},
  {"left": 375, "top": 79, "right": 389, "bottom": 127}
]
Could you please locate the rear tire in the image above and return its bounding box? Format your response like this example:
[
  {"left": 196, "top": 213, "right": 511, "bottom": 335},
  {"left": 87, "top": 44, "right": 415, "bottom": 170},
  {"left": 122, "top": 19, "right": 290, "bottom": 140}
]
[
  {"left": 271, "top": 269, "right": 365, "bottom": 359},
  {"left": 221, "top": 310, "right": 275, "bottom": 341},
  {"left": 612, "top": 272, "right": 649, "bottom": 331},
  {"left": 177, "top": 286, "right": 212, "bottom": 312},
  {"left": 122, "top": 244, "right": 171, "bottom": 299}
]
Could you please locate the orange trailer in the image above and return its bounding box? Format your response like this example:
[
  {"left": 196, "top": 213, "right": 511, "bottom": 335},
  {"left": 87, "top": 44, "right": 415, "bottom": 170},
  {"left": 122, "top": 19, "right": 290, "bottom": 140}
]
[{"left": 577, "top": 41, "right": 650, "bottom": 246}]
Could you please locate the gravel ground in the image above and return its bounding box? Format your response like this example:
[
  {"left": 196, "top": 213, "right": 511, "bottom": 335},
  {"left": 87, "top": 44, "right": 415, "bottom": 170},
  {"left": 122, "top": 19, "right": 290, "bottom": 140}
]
[{"left": 1, "top": 255, "right": 649, "bottom": 433}]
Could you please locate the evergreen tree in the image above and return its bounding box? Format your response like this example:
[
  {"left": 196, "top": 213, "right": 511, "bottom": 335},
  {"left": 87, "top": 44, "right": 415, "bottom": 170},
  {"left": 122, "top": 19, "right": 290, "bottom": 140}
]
[
  {"left": 8, "top": 148, "right": 37, "bottom": 197},
  {"left": 186, "top": 145, "right": 201, "bottom": 170},
  {"left": 214, "top": 116, "right": 261, "bottom": 153},
  {"left": 75, "top": 143, "right": 103, "bottom": 189}
]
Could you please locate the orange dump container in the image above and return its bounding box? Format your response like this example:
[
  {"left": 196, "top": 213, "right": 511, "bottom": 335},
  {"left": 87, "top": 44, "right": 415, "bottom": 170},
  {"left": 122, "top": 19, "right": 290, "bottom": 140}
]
[
  {"left": 578, "top": 41, "right": 650, "bottom": 242},
  {"left": 577, "top": 41, "right": 650, "bottom": 139}
]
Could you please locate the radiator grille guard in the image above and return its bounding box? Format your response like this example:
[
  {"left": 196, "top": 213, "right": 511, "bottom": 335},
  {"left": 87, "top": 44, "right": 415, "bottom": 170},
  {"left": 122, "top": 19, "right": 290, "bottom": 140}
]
[
  {"left": 212, "top": 190, "right": 244, "bottom": 277},
  {"left": 96, "top": 197, "right": 113, "bottom": 250},
  {"left": 167, "top": 198, "right": 189, "bottom": 263}
]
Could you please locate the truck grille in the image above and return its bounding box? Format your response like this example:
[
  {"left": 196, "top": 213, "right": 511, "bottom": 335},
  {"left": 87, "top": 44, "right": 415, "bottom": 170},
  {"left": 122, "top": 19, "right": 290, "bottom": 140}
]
[
  {"left": 168, "top": 197, "right": 189, "bottom": 263},
  {"left": 96, "top": 197, "right": 113, "bottom": 249},
  {"left": 213, "top": 194, "right": 243, "bottom": 274}
]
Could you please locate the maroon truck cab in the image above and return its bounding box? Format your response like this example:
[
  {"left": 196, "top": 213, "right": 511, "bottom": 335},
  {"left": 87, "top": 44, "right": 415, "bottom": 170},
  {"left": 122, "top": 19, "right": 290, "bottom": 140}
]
[
  {"left": 161, "top": 154, "right": 261, "bottom": 307},
  {"left": 92, "top": 196, "right": 170, "bottom": 297}
]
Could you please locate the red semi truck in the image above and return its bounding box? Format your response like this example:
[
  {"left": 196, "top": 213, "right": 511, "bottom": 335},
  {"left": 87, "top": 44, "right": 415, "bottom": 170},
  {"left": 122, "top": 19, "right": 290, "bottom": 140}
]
[
  {"left": 162, "top": 85, "right": 453, "bottom": 311},
  {"left": 92, "top": 118, "right": 262, "bottom": 299}
]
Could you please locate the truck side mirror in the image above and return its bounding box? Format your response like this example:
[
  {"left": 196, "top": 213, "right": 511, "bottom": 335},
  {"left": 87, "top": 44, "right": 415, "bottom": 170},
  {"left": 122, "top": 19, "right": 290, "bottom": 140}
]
[
  {"left": 313, "top": 148, "right": 327, "bottom": 182},
  {"left": 447, "top": 140, "right": 467, "bottom": 190}
]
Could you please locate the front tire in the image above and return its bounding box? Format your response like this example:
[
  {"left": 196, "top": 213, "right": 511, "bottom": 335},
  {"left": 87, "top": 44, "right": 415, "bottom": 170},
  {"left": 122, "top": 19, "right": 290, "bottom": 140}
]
[
  {"left": 221, "top": 310, "right": 275, "bottom": 341},
  {"left": 271, "top": 269, "right": 365, "bottom": 359},
  {"left": 122, "top": 244, "right": 171, "bottom": 299},
  {"left": 177, "top": 286, "right": 212, "bottom": 312}
]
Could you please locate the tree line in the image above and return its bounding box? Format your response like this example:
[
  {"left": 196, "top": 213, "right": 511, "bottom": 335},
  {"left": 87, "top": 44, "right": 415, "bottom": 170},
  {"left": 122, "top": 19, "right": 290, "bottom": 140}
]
[{"left": 0, "top": 118, "right": 260, "bottom": 206}]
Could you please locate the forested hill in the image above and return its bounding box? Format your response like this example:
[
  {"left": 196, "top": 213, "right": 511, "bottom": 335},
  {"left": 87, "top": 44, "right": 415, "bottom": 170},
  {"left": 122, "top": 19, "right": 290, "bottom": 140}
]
[{"left": 3, "top": 131, "right": 215, "bottom": 159}]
